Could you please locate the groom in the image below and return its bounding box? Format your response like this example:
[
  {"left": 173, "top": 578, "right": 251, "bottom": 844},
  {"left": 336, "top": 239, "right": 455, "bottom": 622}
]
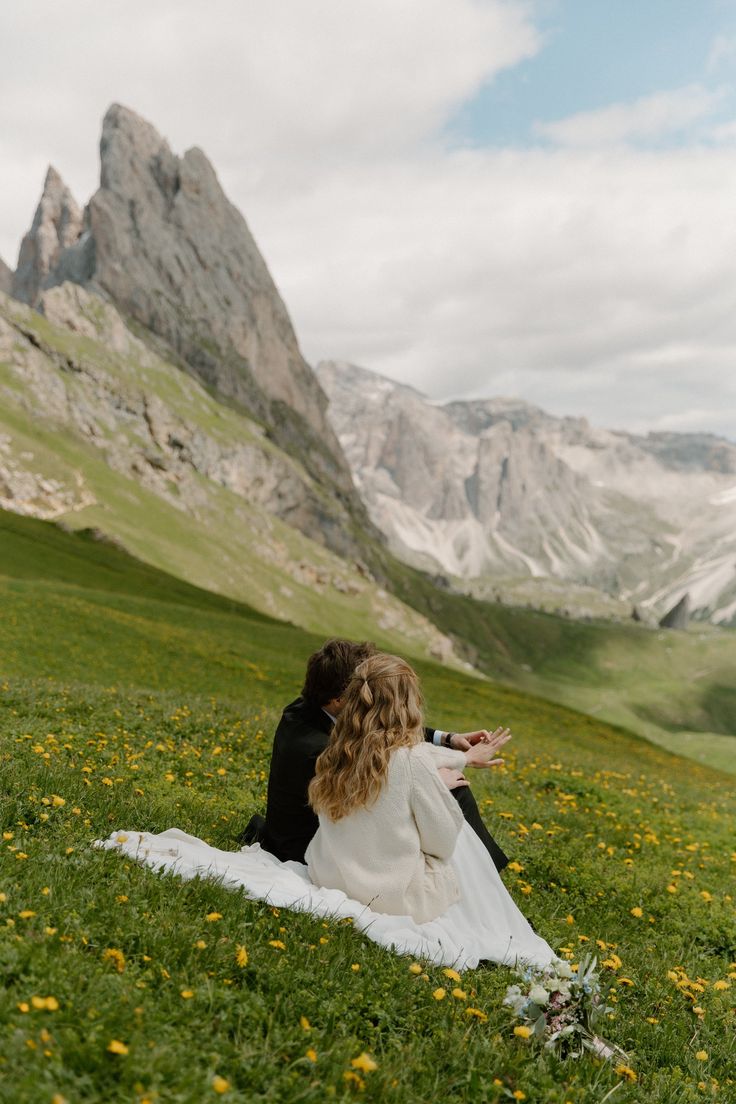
[{"left": 240, "top": 638, "right": 510, "bottom": 872}]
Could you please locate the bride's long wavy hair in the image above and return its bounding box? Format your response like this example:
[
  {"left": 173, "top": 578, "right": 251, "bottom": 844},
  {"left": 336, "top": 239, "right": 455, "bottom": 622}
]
[{"left": 308, "top": 653, "right": 424, "bottom": 821}]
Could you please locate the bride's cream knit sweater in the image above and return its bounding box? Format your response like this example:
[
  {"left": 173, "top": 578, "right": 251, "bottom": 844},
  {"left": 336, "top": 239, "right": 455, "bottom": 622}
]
[{"left": 305, "top": 742, "right": 467, "bottom": 923}]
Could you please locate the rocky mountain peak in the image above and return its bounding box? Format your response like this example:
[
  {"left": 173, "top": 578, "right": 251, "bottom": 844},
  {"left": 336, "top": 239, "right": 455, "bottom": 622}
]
[
  {"left": 11, "top": 104, "right": 355, "bottom": 494},
  {"left": 12, "top": 166, "right": 83, "bottom": 306},
  {"left": 84, "top": 104, "right": 342, "bottom": 470}
]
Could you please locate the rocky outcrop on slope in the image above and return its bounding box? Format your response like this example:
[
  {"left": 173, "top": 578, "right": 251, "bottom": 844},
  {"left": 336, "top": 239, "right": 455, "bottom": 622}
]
[
  {"left": 12, "top": 167, "right": 84, "bottom": 307},
  {"left": 0, "top": 258, "right": 12, "bottom": 295},
  {"left": 15, "top": 105, "right": 356, "bottom": 499},
  {"left": 317, "top": 360, "right": 736, "bottom": 624},
  {"left": 659, "top": 594, "right": 690, "bottom": 630},
  {"left": 0, "top": 286, "right": 361, "bottom": 554}
]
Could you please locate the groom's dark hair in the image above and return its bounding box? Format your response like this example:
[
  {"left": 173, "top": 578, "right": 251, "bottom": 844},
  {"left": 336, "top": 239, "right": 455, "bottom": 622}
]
[{"left": 302, "top": 638, "right": 376, "bottom": 706}]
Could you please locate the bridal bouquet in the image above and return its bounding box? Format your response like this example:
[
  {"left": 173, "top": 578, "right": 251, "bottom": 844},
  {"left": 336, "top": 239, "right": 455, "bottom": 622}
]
[{"left": 503, "top": 952, "right": 625, "bottom": 1060}]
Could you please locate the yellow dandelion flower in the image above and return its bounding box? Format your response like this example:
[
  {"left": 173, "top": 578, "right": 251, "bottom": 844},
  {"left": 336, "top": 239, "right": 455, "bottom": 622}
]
[
  {"left": 513, "top": 1025, "right": 532, "bottom": 1039},
  {"left": 205, "top": 912, "right": 222, "bottom": 922},
  {"left": 695, "top": 1051, "right": 708, "bottom": 1061},
  {"left": 618, "top": 977, "right": 634, "bottom": 987},
  {"left": 107, "top": 1039, "right": 129, "bottom": 1055},
  {"left": 566, "top": 914, "right": 574, "bottom": 925},
  {"left": 442, "top": 968, "right": 461, "bottom": 982},
  {"left": 409, "top": 963, "right": 422, "bottom": 974},
  {"left": 300, "top": 1016, "right": 311, "bottom": 1031},
  {"left": 630, "top": 907, "right": 643, "bottom": 918},
  {"left": 713, "top": 980, "right": 730, "bottom": 991},
  {"left": 235, "top": 945, "right": 248, "bottom": 968},
  {"left": 452, "top": 988, "right": 467, "bottom": 1000},
  {"left": 432, "top": 987, "right": 446, "bottom": 1000},
  {"left": 268, "top": 939, "right": 286, "bottom": 950},
  {"left": 18, "top": 910, "right": 35, "bottom": 919},
  {"left": 465, "top": 1007, "right": 488, "bottom": 1022},
  {"left": 615, "top": 1065, "right": 637, "bottom": 1082},
  {"left": 51, "top": 796, "right": 65, "bottom": 807},
  {"left": 513, "top": 1091, "right": 527, "bottom": 1100},
  {"left": 306, "top": 1047, "right": 317, "bottom": 1062},
  {"left": 17, "top": 1002, "right": 29, "bottom": 1013},
  {"left": 351, "top": 1052, "right": 378, "bottom": 1073},
  {"left": 211, "top": 1074, "right": 230, "bottom": 1093},
  {"left": 343, "top": 1071, "right": 365, "bottom": 1089},
  {"left": 180, "top": 989, "right": 194, "bottom": 999},
  {"left": 101, "top": 948, "right": 126, "bottom": 973},
  {"left": 351, "top": 963, "right": 361, "bottom": 972}
]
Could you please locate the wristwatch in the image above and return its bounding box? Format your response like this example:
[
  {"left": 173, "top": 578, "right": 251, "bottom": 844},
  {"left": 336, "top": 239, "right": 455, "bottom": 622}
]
[{"left": 443, "top": 732, "right": 456, "bottom": 749}]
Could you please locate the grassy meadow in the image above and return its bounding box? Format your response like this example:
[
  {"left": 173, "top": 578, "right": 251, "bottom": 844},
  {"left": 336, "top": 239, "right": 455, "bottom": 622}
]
[{"left": 1, "top": 514, "right": 735, "bottom": 1103}]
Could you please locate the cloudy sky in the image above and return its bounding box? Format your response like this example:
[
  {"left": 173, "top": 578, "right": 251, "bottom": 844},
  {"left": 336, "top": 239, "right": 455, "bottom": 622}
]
[{"left": 2, "top": 0, "right": 736, "bottom": 439}]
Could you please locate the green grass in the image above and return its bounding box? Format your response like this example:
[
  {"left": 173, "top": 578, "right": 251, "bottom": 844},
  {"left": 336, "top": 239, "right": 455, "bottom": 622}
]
[
  {"left": 382, "top": 559, "right": 736, "bottom": 774},
  {"left": 1, "top": 516, "right": 735, "bottom": 1103}
]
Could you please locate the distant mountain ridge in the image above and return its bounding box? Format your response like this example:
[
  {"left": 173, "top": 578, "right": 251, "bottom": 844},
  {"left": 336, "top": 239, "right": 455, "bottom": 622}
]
[{"left": 317, "top": 360, "right": 736, "bottom": 624}]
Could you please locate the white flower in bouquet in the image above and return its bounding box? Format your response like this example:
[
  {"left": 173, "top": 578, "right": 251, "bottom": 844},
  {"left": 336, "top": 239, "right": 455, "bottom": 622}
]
[{"left": 529, "top": 984, "right": 549, "bottom": 1006}]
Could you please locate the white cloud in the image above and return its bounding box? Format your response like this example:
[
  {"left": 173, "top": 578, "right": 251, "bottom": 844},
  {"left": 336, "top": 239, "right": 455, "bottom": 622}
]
[
  {"left": 1, "top": 3, "right": 735, "bottom": 441},
  {"left": 707, "top": 32, "right": 736, "bottom": 73},
  {"left": 534, "top": 84, "right": 727, "bottom": 147}
]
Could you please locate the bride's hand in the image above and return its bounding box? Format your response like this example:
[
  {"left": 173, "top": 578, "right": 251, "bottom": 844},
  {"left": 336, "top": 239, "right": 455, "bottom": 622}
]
[
  {"left": 463, "top": 727, "right": 511, "bottom": 768},
  {"left": 437, "top": 767, "right": 470, "bottom": 790}
]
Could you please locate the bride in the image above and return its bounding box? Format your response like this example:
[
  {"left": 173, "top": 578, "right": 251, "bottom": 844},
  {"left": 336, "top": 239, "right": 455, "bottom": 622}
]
[{"left": 306, "top": 652, "right": 556, "bottom": 969}]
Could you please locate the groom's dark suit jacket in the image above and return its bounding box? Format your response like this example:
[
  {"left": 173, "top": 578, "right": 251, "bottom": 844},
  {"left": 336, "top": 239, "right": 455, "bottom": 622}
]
[{"left": 253, "top": 696, "right": 509, "bottom": 872}]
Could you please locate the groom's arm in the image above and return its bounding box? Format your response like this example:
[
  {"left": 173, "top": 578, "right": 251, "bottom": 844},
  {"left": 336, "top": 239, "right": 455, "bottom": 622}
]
[
  {"left": 425, "top": 726, "right": 506, "bottom": 751},
  {"left": 424, "top": 726, "right": 454, "bottom": 749}
]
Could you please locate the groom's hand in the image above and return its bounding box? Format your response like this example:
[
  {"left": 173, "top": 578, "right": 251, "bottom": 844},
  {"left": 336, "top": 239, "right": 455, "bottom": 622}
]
[
  {"left": 450, "top": 729, "right": 502, "bottom": 750},
  {"left": 438, "top": 767, "right": 470, "bottom": 790}
]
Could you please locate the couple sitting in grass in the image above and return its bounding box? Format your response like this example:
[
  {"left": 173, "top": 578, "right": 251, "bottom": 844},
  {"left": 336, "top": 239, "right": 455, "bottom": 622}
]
[
  {"left": 103, "top": 638, "right": 555, "bottom": 968},
  {"left": 241, "top": 639, "right": 555, "bottom": 967}
]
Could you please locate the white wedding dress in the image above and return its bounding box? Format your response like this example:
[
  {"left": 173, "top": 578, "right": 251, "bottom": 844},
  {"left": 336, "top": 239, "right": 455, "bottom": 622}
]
[{"left": 97, "top": 822, "right": 556, "bottom": 972}]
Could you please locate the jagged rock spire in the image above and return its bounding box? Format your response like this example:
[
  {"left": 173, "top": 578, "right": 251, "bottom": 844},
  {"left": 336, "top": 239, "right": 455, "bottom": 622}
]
[
  {"left": 12, "top": 166, "right": 83, "bottom": 306},
  {"left": 0, "top": 256, "right": 12, "bottom": 295},
  {"left": 81, "top": 104, "right": 345, "bottom": 480}
]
